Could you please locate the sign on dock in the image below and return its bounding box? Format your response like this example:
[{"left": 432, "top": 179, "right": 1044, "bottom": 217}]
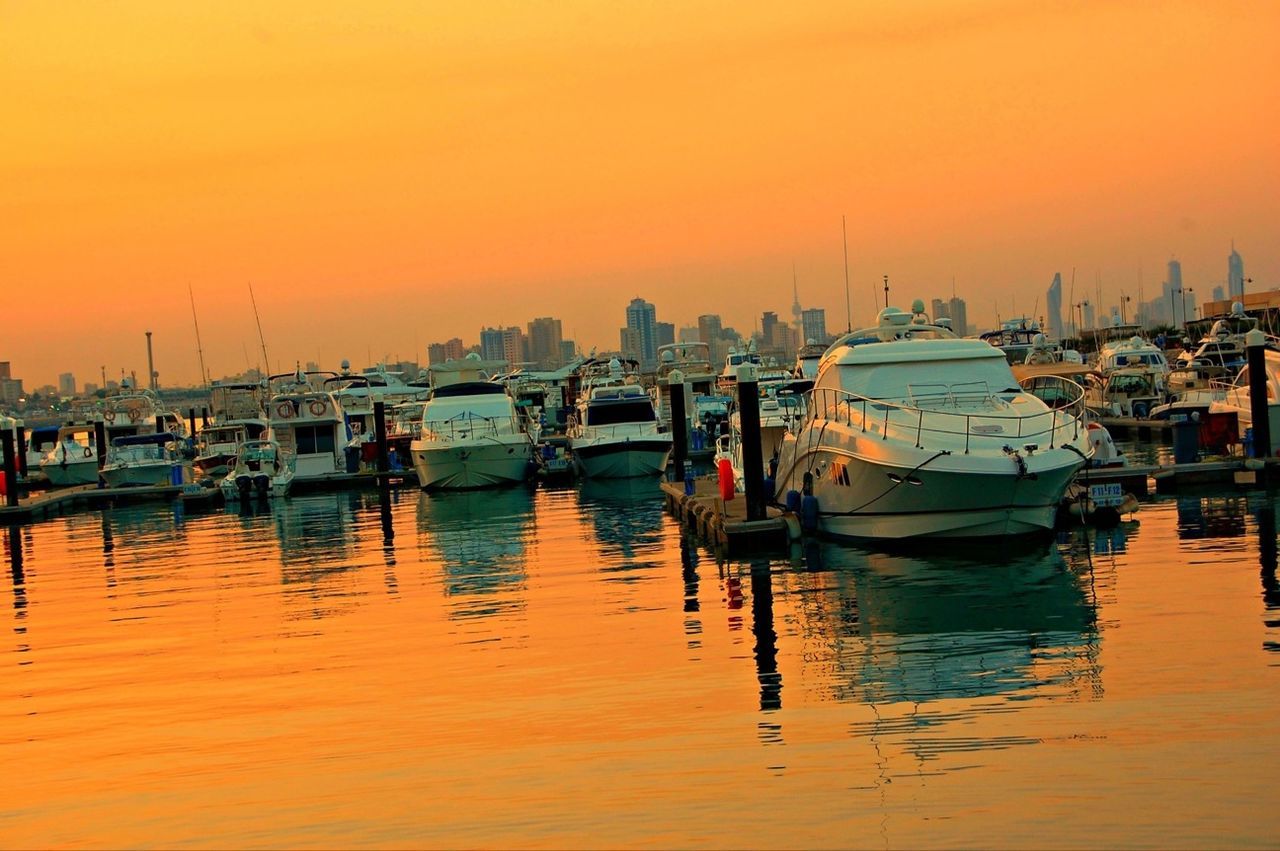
[{"left": 1089, "top": 482, "right": 1125, "bottom": 507}]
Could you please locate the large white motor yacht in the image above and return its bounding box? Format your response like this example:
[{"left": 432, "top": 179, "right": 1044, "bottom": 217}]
[
  {"left": 1208, "top": 344, "right": 1280, "bottom": 455},
  {"left": 773, "top": 305, "right": 1091, "bottom": 540},
  {"left": 410, "top": 354, "right": 536, "bottom": 489},
  {"left": 569, "top": 359, "right": 672, "bottom": 478}
]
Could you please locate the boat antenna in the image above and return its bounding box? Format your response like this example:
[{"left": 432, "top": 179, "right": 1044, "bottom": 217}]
[
  {"left": 842, "top": 214, "right": 852, "bottom": 332},
  {"left": 188, "top": 283, "right": 209, "bottom": 389},
  {"left": 248, "top": 281, "right": 269, "bottom": 376},
  {"left": 883, "top": 275, "right": 889, "bottom": 309}
]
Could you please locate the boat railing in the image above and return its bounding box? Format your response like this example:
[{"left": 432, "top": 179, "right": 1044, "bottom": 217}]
[
  {"left": 420, "top": 412, "right": 521, "bottom": 442},
  {"left": 567, "top": 421, "right": 661, "bottom": 441},
  {"left": 808, "top": 377, "right": 1085, "bottom": 453}
]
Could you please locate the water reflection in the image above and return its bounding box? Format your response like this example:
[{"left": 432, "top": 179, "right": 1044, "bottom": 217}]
[
  {"left": 7, "top": 524, "right": 25, "bottom": 627},
  {"left": 416, "top": 487, "right": 533, "bottom": 621},
  {"left": 1177, "top": 494, "right": 1250, "bottom": 539},
  {"left": 1258, "top": 503, "right": 1280, "bottom": 660},
  {"left": 273, "top": 494, "right": 363, "bottom": 621},
  {"left": 796, "top": 541, "right": 1101, "bottom": 706},
  {"left": 576, "top": 477, "right": 666, "bottom": 564}
]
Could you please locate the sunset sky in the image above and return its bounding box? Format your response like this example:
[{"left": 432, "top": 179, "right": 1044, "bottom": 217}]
[{"left": 2, "top": 1, "right": 1277, "bottom": 389}]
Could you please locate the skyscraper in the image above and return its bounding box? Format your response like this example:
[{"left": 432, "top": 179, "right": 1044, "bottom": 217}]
[
  {"left": 1082, "top": 302, "right": 1095, "bottom": 331},
  {"left": 58, "top": 372, "right": 76, "bottom": 397},
  {"left": 625, "top": 298, "right": 658, "bottom": 366},
  {"left": 526, "top": 317, "right": 564, "bottom": 369},
  {"left": 655, "top": 322, "right": 675, "bottom": 350},
  {"left": 1163, "top": 259, "right": 1184, "bottom": 325},
  {"left": 930, "top": 299, "right": 950, "bottom": 321},
  {"left": 697, "top": 314, "right": 722, "bottom": 346},
  {"left": 1229, "top": 244, "right": 1245, "bottom": 301},
  {"left": 1046, "top": 273, "right": 1064, "bottom": 340},
  {"left": 479, "top": 327, "right": 506, "bottom": 362},
  {"left": 800, "top": 308, "right": 828, "bottom": 345},
  {"left": 501, "top": 326, "right": 526, "bottom": 366},
  {"left": 947, "top": 297, "right": 969, "bottom": 336}
]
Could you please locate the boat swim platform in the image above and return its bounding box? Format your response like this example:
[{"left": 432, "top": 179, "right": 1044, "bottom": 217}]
[
  {"left": 0, "top": 470, "right": 422, "bottom": 526},
  {"left": 659, "top": 479, "right": 791, "bottom": 555}
]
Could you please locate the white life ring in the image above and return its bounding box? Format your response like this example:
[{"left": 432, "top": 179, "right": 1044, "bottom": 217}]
[
  {"left": 308, "top": 399, "right": 327, "bottom": 417},
  {"left": 276, "top": 402, "right": 294, "bottom": 419}
]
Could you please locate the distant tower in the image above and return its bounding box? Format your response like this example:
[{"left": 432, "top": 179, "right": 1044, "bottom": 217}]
[
  {"left": 625, "top": 297, "right": 658, "bottom": 367},
  {"left": 1228, "top": 242, "right": 1245, "bottom": 301},
  {"left": 145, "top": 330, "right": 157, "bottom": 391},
  {"left": 790, "top": 266, "right": 803, "bottom": 336},
  {"left": 1046, "top": 273, "right": 1064, "bottom": 340}
]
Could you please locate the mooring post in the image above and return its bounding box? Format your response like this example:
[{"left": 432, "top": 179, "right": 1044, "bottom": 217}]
[
  {"left": 187, "top": 408, "right": 197, "bottom": 438},
  {"left": 1246, "top": 328, "right": 1271, "bottom": 458},
  {"left": 94, "top": 418, "right": 108, "bottom": 488},
  {"left": 667, "top": 370, "right": 688, "bottom": 483},
  {"left": 373, "top": 400, "right": 390, "bottom": 475},
  {"left": 155, "top": 415, "right": 165, "bottom": 436},
  {"left": 14, "top": 425, "right": 27, "bottom": 479},
  {"left": 0, "top": 429, "right": 18, "bottom": 508},
  {"left": 200, "top": 406, "right": 209, "bottom": 430},
  {"left": 737, "top": 363, "right": 766, "bottom": 522}
]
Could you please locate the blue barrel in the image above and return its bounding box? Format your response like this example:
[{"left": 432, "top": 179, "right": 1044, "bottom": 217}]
[
  {"left": 684, "top": 470, "right": 695, "bottom": 496},
  {"left": 762, "top": 477, "right": 775, "bottom": 504},
  {"left": 800, "top": 495, "right": 820, "bottom": 531},
  {"left": 169, "top": 465, "right": 184, "bottom": 486},
  {"left": 1172, "top": 418, "right": 1199, "bottom": 465},
  {"left": 784, "top": 489, "right": 802, "bottom": 513}
]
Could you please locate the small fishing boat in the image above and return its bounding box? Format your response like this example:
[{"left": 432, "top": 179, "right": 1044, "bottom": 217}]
[
  {"left": 220, "top": 439, "right": 294, "bottom": 500},
  {"left": 101, "top": 432, "right": 184, "bottom": 488}
]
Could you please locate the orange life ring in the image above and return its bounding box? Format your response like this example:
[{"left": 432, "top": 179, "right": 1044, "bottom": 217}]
[
  {"left": 103, "top": 410, "right": 116, "bottom": 423},
  {"left": 276, "top": 401, "right": 294, "bottom": 419},
  {"left": 127, "top": 406, "right": 142, "bottom": 423},
  {"left": 308, "top": 399, "right": 327, "bottom": 416}
]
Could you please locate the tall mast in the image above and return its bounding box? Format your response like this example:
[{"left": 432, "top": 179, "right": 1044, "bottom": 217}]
[
  {"left": 842, "top": 215, "right": 852, "bottom": 332},
  {"left": 188, "top": 284, "right": 209, "bottom": 389},
  {"left": 248, "top": 282, "right": 270, "bottom": 376}
]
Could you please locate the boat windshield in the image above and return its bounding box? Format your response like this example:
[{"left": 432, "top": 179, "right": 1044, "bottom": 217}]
[
  {"left": 586, "top": 400, "right": 656, "bottom": 426},
  {"left": 835, "top": 358, "right": 1018, "bottom": 402}
]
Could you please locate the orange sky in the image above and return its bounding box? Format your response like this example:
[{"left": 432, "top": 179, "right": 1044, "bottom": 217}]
[{"left": 2, "top": 1, "right": 1277, "bottom": 389}]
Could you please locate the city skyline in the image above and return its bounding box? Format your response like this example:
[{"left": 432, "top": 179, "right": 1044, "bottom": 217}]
[{"left": 2, "top": 3, "right": 1277, "bottom": 388}]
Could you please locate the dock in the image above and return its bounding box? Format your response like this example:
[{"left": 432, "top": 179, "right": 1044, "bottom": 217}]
[{"left": 660, "top": 478, "right": 791, "bottom": 554}]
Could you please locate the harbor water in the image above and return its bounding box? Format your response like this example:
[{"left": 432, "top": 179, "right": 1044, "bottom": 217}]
[{"left": 4, "top": 482, "right": 1279, "bottom": 847}]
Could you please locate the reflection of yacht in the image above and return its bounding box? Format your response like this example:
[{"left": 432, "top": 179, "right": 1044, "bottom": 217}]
[
  {"left": 576, "top": 477, "right": 666, "bottom": 560},
  {"left": 568, "top": 359, "right": 671, "bottom": 478},
  {"left": 803, "top": 540, "right": 1099, "bottom": 704},
  {"left": 774, "top": 304, "right": 1091, "bottom": 540},
  {"left": 220, "top": 439, "right": 294, "bottom": 501},
  {"left": 410, "top": 353, "right": 536, "bottom": 489},
  {"left": 416, "top": 488, "right": 533, "bottom": 618},
  {"left": 101, "top": 432, "right": 184, "bottom": 487}
]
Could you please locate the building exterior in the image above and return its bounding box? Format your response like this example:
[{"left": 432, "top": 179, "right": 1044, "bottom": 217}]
[
  {"left": 947, "top": 297, "right": 969, "bottom": 336},
  {"left": 427, "top": 338, "right": 467, "bottom": 365},
  {"left": 697, "top": 314, "right": 722, "bottom": 347},
  {"left": 655, "top": 321, "right": 675, "bottom": 350},
  {"left": 619, "top": 327, "right": 644, "bottom": 363},
  {"left": 931, "top": 299, "right": 949, "bottom": 322},
  {"left": 1212, "top": 285, "right": 1225, "bottom": 303},
  {"left": 801, "top": 308, "right": 828, "bottom": 345},
  {"left": 479, "top": 327, "right": 506, "bottom": 362},
  {"left": 0, "top": 361, "right": 22, "bottom": 406},
  {"left": 625, "top": 298, "right": 658, "bottom": 367},
  {"left": 1081, "top": 302, "right": 1095, "bottom": 331},
  {"left": 559, "top": 340, "right": 577, "bottom": 365},
  {"left": 1046, "top": 273, "right": 1064, "bottom": 340},
  {"left": 58, "top": 372, "right": 76, "bottom": 397},
  {"left": 677, "top": 325, "right": 700, "bottom": 343},
  {"left": 501, "top": 327, "right": 526, "bottom": 367},
  {"left": 1229, "top": 245, "right": 1245, "bottom": 301},
  {"left": 526, "top": 317, "right": 564, "bottom": 370}
]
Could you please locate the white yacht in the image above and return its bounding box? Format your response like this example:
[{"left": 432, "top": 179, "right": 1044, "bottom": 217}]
[
  {"left": 568, "top": 359, "right": 672, "bottom": 478},
  {"left": 655, "top": 342, "right": 720, "bottom": 431},
  {"left": 194, "top": 381, "right": 269, "bottom": 479},
  {"left": 220, "top": 439, "right": 294, "bottom": 501},
  {"left": 1093, "top": 326, "right": 1170, "bottom": 375},
  {"left": 101, "top": 432, "right": 184, "bottom": 488},
  {"left": 102, "top": 389, "right": 187, "bottom": 441},
  {"left": 40, "top": 423, "right": 101, "bottom": 486},
  {"left": 716, "top": 343, "right": 762, "bottom": 391},
  {"left": 773, "top": 304, "right": 1091, "bottom": 540},
  {"left": 1209, "top": 346, "right": 1280, "bottom": 455},
  {"left": 410, "top": 354, "right": 536, "bottom": 489},
  {"left": 266, "top": 370, "right": 349, "bottom": 482}
]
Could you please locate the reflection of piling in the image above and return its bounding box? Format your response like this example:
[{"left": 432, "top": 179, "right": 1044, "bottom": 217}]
[
  {"left": 0, "top": 429, "right": 17, "bottom": 508},
  {"left": 667, "top": 374, "right": 688, "bottom": 482},
  {"left": 94, "top": 419, "right": 108, "bottom": 486},
  {"left": 1247, "top": 329, "right": 1271, "bottom": 458},
  {"left": 373, "top": 400, "right": 390, "bottom": 474},
  {"left": 737, "top": 364, "right": 766, "bottom": 522},
  {"left": 750, "top": 563, "right": 781, "bottom": 711},
  {"left": 15, "top": 426, "right": 27, "bottom": 479}
]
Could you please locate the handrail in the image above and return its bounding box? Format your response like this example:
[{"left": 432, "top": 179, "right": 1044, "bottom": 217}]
[
  {"left": 419, "top": 412, "right": 524, "bottom": 443},
  {"left": 802, "top": 377, "right": 1085, "bottom": 453}
]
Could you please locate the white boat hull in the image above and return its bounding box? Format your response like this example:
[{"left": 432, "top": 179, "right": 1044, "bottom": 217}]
[
  {"left": 570, "top": 437, "right": 672, "bottom": 479},
  {"left": 410, "top": 439, "right": 533, "bottom": 489},
  {"left": 41, "top": 458, "right": 99, "bottom": 486},
  {"left": 221, "top": 473, "right": 292, "bottom": 500},
  {"left": 779, "top": 440, "right": 1083, "bottom": 540},
  {"left": 101, "top": 462, "right": 182, "bottom": 489}
]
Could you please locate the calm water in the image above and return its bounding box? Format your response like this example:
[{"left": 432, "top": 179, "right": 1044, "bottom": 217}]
[{"left": 3, "top": 481, "right": 1279, "bottom": 848}]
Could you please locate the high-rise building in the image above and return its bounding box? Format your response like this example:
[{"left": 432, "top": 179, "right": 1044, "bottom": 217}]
[
  {"left": 426, "top": 338, "right": 466, "bottom": 365},
  {"left": 1046, "top": 273, "right": 1064, "bottom": 340},
  {"left": 619, "top": 327, "right": 644, "bottom": 363},
  {"left": 697, "top": 314, "right": 722, "bottom": 346},
  {"left": 526, "top": 317, "right": 564, "bottom": 369},
  {"left": 1229, "top": 244, "right": 1245, "bottom": 301},
  {"left": 801, "top": 308, "right": 828, "bottom": 345},
  {"left": 677, "top": 325, "right": 700, "bottom": 343},
  {"left": 479, "top": 327, "right": 506, "bottom": 362},
  {"left": 655, "top": 321, "right": 675, "bottom": 350},
  {"left": 947, "top": 297, "right": 969, "bottom": 336},
  {"left": 761, "top": 311, "right": 780, "bottom": 348},
  {"left": 625, "top": 298, "right": 658, "bottom": 366},
  {"left": 501, "top": 327, "right": 526, "bottom": 366},
  {"left": 1082, "top": 302, "right": 1095, "bottom": 331},
  {"left": 0, "top": 362, "right": 21, "bottom": 406},
  {"left": 0, "top": 362, "right": 9, "bottom": 380},
  {"left": 930, "top": 299, "right": 950, "bottom": 321},
  {"left": 559, "top": 340, "right": 578, "bottom": 365},
  {"left": 1213, "top": 285, "right": 1225, "bottom": 303},
  {"left": 58, "top": 372, "right": 76, "bottom": 397}
]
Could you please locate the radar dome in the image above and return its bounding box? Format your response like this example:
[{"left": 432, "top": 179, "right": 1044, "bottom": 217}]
[{"left": 911, "top": 298, "right": 925, "bottom": 315}]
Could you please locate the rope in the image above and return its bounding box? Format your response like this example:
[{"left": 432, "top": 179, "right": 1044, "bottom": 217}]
[{"left": 819, "top": 449, "right": 953, "bottom": 517}]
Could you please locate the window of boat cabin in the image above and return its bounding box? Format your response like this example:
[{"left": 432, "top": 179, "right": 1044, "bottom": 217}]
[
  {"left": 586, "top": 400, "right": 656, "bottom": 426},
  {"left": 293, "top": 424, "right": 336, "bottom": 455}
]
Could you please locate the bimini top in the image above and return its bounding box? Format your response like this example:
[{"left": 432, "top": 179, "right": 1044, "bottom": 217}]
[
  {"left": 827, "top": 337, "right": 1009, "bottom": 367},
  {"left": 111, "top": 432, "right": 177, "bottom": 447}
]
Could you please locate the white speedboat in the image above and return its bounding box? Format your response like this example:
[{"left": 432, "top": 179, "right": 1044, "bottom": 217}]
[
  {"left": 194, "top": 381, "right": 269, "bottom": 478},
  {"left": 40, "top": 424, "right": 101, "bottom": 486},
  {"left": 24, "top": 425, "right": 61, "bottom": 473},
  {"left": 266, "top": 370, "right": 349, "bottom": 482},
  {"left": 568, "top": 359, "right": 672, "bottom": 478},
  {"left": 220, "top": 439, "right": 294, "bottom": 500},
  {"left": 101, "top": 432, "right": 184, "bottom": 488},
  {"left": 410, "top": 354, "right": 536, "bottom": 489},
  {"left": 773, "top": 304, "right": 1091, "bottom": 540}
]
